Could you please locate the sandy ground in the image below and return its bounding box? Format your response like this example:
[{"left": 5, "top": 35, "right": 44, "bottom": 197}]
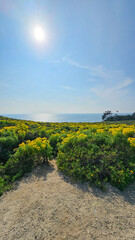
[{"left": 0, "top": 160, "right": 135, "bottom": 240}]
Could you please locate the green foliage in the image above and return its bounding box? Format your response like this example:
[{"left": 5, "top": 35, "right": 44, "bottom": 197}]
[
  {"left": 102, "top": 110, "right": 112, "bottom": 121},
  {"left": 5, "top": 137, "right": 53, "bottom": 179},
  {"left": 103, "top": 111, "right": 135, "bottom": 121},
  {"left": 49, "top": 133, "right": 67, "bottom": 157},
  {"left": 25, "top": 130, "right": 36, "bottom": 141},
  {"left": 0, "top": 176, "right": 12, "bottom": 196},
  {"left": 0, "top": 135, "right": 18, "bottom": 164},
  {"left": 57, "top": 132, "right": 135, "bottom": 190},
  {"left": 0, "top": 137, "right": 53, "bottom": 194},
  {"left": 0, "top": 116, "right": 135, "bottom": 195}
]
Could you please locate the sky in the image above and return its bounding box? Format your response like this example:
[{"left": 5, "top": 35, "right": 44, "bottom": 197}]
[{"left": 0, "top": 0, "right": 135, "bottom": 114}]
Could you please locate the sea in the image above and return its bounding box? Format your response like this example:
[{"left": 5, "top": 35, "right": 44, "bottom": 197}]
[{"left": 2, "top": 113, "right": 103, "bottom": 123}]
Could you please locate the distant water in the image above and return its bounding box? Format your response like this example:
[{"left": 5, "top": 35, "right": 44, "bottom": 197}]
[{"left": 2, "top": 113, "right": 103, "bottom": 123}]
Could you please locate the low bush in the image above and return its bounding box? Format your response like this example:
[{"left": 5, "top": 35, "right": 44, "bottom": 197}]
[
  {"left": 0, "top": 117, "right": 135, "bottom": 195},
  {"left": 49, "top": 133, "right": 67, "bottom": 157},
  {"left": 5, "top": 137, "right": 53, "bottom": 179},
  {"left": 0, "top": 137, "right": 53, "bottom": 195},
  {"left": 57, "top": 132, "right": 135, "bottom": 190},
  {"left": 0, "top": 135, "right": 18, "bottom": 164}
]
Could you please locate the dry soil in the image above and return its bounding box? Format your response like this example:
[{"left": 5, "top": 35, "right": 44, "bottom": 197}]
[{"left": 0, "top": 160, "right": 135, "bottom": 240}]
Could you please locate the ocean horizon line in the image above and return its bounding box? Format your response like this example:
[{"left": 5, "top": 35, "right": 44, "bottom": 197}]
[{"left": 1, "top": 113, "right": 132, "bottom": 123}]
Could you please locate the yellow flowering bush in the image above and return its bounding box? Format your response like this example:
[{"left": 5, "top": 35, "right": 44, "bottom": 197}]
[
  {"left": 123, "top": 127, "right": 135, "bottom": 137},
  {"left": 49, "top": 133, "right": 67, "bottom": 157},
  {"left": 5, "top": 137, "right": 53, "bottom": 180},
  {"left": 57, "top": 131, "right": 135, "bottom": 190},
  {"left": 128, "top": 137, "right": 135, "bottom": 147},
  {"left": 0, "top": 115, "right": 135, "bottom": 195}
]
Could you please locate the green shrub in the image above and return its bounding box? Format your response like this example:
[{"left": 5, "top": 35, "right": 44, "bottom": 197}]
[
  {"left": 0, "top": 135, "right": 18, "bottom": 164},
  {"left": 0, "top": 166, "right": 11, "bottom": 196},
  {"left": 25, "top": 130, "right": 36, "bottom": 141},
  {"left": 49, "top": 133, "right": 67, "bottom": 157},
  {"left": 38, "top": 128, "right": 48, "bottom": 138},
  {"left": 0, "top": 177, "right": 9, "bottom": 196},
  {"left": 57, "top": 132, "right": 135, "bottom": 190},
  {"left": 5, "top": 137, "right": 53, "bottom": 180}
]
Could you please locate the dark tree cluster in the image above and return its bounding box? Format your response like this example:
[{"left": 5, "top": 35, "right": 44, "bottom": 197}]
[{"left": 102, "top": 111, "right": 135, "bottom": 121}]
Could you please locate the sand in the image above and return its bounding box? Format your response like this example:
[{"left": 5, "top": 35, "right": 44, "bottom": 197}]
[{"left": 0, "top": 160, "right": 135, "bottom": 240}]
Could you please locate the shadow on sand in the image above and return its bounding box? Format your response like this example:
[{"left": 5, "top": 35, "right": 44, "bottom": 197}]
[
  {"left": 11, "top": 162, "right": 55, "bottom": 192},
  {"left": 5, "top": 159, "right": 135, "bottom": 206},
  {"left": 58, "top": 169, "right": 135, "bottom": 205}
]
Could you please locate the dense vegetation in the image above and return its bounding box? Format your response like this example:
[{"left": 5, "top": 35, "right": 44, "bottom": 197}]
[
  {"left": 102, "top": 110, "right": 135, "bottom": 121},
  {"left": 0, "top": 116, "right": 135, "bottom": 195}
]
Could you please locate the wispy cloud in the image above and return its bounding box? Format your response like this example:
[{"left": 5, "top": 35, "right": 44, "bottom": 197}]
[
  {"left": 90, "top": 77, "right": 133, "bottom": 101},
  {"left": 62, "top": 56, "right": 111, "bottom": 80},
  {"left": 51, "top": 56, "right": 111, "bottom": 82},
  {"left": 62, "top": 56, "right": 134, "bottom": 87},
  {"left": 62, "top": 57, "right": 134, "bottom": 111},
  {"left": 62, "top": 54, "right": 71, "bottom": 62},
  {"left": 117, "top": 77, "right": 133, "bottom": 89},
  {"left": 51, "top": 55, "right": 90, "bottom": 70},
  {"left": 51, "top": 56, "right": 134, "bottom": 111},
  {"left": 63, "top": 58, "right": 90, "bottom": 70}
]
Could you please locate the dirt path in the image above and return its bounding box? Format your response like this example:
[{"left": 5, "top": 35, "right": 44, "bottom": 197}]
[{"left": 0, "top": 160, "right": 135, "bottom": 240}]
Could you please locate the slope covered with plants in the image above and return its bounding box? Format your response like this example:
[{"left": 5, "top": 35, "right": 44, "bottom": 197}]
[{"left": 0, "top": 116, "right": 135, "bottom": 195}]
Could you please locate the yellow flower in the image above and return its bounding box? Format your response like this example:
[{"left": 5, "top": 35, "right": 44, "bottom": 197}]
[
  {"left": 130, "top": 170, "right": 133, "bottom": 174},
  {"left": 121, "top": 170, "right": 124, "bottom": 173},
  {"left": 128, "top": 137, "right": 135, "bottom": 147},
  {"left": 91, "top": 174, "right": 93, "bottom": 177},
  {"left": 118, "top": 180, "right": 120, "bottom": 182},
  {"left": 19, "top": 142, "right": 25, "bottom": 147},
  {"left": 97, "top": 129, "right": 104, "bottom": 133}
]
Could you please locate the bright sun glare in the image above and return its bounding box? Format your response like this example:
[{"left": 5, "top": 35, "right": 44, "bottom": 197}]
[{"left": 33, "top": 25, "right": 46, "bottom": 43}]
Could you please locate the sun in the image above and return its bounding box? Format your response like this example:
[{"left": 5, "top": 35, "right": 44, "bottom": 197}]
[{"left": 33, "top": 25, "right": 46, "bottom": 43}]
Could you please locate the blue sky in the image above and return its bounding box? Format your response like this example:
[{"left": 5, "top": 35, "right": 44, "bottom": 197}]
[{"left": 0, "top": 0, "right": 135, "bottom": 114}]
